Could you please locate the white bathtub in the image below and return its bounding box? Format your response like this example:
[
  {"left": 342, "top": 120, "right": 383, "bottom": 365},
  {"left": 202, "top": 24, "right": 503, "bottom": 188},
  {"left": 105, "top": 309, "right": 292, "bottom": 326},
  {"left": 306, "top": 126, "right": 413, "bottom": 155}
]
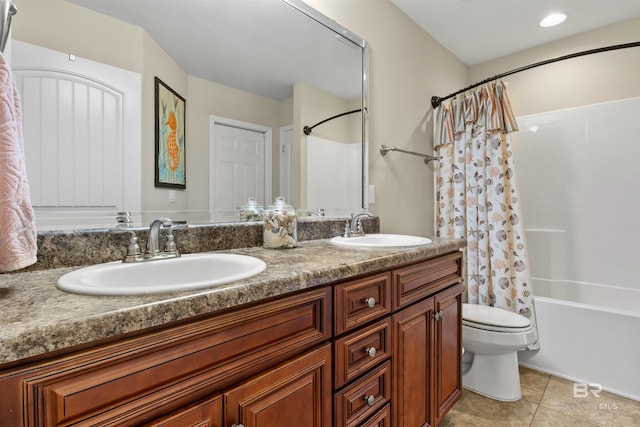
[{"left": 519, "top": 278, "right": 640, "bottom": 402}]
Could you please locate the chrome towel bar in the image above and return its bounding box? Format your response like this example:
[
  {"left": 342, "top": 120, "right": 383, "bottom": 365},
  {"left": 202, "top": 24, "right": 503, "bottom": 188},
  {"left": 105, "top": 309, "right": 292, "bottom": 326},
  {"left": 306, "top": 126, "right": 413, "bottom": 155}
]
[
  {"left": 380, "top": 145, "right": 437, "bottom": 165},
  {"left": 0, "top": 1, "right": 17, "bottom": 53}
]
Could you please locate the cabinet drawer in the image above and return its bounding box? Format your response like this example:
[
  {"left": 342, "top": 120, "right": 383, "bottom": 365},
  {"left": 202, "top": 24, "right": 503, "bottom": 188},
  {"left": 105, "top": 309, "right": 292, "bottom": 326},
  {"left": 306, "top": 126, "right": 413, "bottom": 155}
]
[
  {"left": 360, "top": 403, "right": 391, "bottom": 427},
  {"left": 334, "top": 360, "right": 391, "bottom": 427},
  {"left": 19, "top": 287, "right": 331, "bottom": 427},
  {"left": 334, "top": 317, "right": 391, "bottom": 389},
  {"left": 334, "top": 272, "right": 392, "bottom": 335},
  {"left": 392, "top": 251, "right": 462, "bottom": 310}
]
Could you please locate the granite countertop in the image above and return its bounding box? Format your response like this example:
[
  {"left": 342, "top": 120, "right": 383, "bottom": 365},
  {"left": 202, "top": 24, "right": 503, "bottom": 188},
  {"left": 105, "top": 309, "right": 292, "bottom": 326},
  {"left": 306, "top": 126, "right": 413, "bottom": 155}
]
[{"left": 0, "top": 238, "right": 464, "bottom": 365}]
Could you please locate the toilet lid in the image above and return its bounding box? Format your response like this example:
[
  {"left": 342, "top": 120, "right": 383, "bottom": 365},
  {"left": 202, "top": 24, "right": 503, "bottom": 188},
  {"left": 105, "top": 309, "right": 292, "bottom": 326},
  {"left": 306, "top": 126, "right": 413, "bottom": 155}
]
[{"left": 462, "top": 303, "right": 531, "bottom": 329}]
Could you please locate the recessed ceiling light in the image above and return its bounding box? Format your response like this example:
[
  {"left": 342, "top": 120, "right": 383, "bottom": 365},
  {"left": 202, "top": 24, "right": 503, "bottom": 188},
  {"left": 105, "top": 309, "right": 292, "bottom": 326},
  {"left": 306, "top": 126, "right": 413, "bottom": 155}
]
[{"left": 539, "top": 12, "right": 567, "bottom": 28}]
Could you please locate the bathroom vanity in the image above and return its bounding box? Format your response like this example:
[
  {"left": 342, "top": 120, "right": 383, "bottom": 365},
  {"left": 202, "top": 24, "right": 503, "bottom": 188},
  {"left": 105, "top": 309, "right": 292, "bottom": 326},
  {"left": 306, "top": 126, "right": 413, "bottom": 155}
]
[{"left": 0, "top": 235, "right": 464, "bottom": 426}]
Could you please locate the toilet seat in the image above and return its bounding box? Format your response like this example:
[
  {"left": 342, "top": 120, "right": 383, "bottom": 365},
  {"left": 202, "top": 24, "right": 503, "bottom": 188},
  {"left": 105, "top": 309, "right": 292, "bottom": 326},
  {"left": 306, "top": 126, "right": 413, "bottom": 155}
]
[{"left": 463, "top": 303, "right": 531, "bottom": 333}]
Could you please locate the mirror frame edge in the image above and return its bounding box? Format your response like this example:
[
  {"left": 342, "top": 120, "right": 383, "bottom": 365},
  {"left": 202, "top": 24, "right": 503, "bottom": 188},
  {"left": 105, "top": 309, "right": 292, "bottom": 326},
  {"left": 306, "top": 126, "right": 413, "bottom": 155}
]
[{"left": 282, "top": 0, "right": 370, "bottom": 212}]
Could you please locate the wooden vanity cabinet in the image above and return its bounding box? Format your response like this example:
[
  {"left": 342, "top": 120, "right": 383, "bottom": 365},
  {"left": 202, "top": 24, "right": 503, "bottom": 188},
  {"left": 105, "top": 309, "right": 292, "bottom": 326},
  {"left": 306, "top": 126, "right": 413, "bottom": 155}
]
[
  {"left": 392, "top": 283, "right": 462, "bottom": 427},
  {"left": 0, "top": 287, "right": 331, "bottom": 427},
  {"left": 334, "top": 251, "right": 463, "bottom": 427},
  {"left": 144, "top": 344, "right": 333, "bottom": 427},
  {"left": 0, "top": 250, "right": 462, "bottom": 427},
  {"left": 391, "top": 252, "right": 463, "bottom": 427}
]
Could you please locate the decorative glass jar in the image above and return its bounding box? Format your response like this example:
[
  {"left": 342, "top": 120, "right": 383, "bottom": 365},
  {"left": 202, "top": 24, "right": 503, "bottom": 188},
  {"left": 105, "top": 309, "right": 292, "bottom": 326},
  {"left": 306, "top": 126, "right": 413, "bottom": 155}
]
[
  {"left": 238, "top": 197, "right": 263, "bottom": 222},
  {"left": 263, "top": 196, "right": 297, "bottom": 249}
]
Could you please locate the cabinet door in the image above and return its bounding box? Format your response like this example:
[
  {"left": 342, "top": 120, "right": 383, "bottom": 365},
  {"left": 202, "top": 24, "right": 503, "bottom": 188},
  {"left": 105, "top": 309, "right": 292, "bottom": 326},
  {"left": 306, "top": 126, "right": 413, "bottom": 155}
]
[
  {"left": 143, "top": 395, "right": 222, "bottom": 427},
  {"left": 392, "top": 297, "right": 435, "bottom": 427},
  {"left": 433, "top": 284, "right": 463, "bottom": 425},
  {"left": 224, "top": 344, "right": 331, "bottom": 427}
]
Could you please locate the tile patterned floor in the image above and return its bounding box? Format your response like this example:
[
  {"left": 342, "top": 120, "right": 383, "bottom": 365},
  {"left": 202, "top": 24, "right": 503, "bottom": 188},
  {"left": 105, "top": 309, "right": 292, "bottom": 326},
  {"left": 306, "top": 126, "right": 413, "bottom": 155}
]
[{"left": 440, "top": 367, "right": 640, "bottom": 426}]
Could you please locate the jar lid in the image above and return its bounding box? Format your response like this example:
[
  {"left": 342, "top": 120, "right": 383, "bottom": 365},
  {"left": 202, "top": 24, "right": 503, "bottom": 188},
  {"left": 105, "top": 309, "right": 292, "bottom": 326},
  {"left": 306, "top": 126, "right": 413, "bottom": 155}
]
[
  {"left": 240, "top": 197, "right": 261, "bottom": 209},
  {"left": 268, "top": 196, "right": 294, "bottom": 210}
]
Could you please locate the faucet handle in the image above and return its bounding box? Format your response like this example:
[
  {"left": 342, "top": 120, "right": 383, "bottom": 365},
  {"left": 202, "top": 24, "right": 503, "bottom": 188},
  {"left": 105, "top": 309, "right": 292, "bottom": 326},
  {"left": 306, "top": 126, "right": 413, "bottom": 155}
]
[
  {"left": 110, "top": 227, "right": 144, "bottom": 262},
  {"left": 162, "top": 227, "right": 181, "bottom": 257},
  {"left": 123, "top": 236, "right": 144, "bottom": 263},
  {"left": 342, "top": 219, "right": 351, "bottom": 237}
]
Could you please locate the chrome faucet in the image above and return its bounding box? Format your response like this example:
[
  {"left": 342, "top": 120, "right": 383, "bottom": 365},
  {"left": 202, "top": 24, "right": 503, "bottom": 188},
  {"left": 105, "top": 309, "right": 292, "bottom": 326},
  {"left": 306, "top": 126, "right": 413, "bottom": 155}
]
[
  {"left": 116, "top": 211, "right": 133, "bottom": 226},
  {"left": 111, "top": 217, "right": 181, "bottom": 262},
  {"left": 145, "top": 218, "right": 175, "bottom": 259},
  {"left": 343, "top": 211, "right": 375, "bottom": 237},
  {"left": 307, "top": 208, "right": 325, "bottom": 217}
]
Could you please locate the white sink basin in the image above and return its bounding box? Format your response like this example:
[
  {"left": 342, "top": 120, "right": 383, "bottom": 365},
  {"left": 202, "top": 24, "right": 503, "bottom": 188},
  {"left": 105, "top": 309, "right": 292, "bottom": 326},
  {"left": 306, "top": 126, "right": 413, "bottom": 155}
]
[
  {"left": 57, "top": 253, "right": 267, "bottom": 296},
  {"left": 330, "top": 233, "right": 432, "bottom": 248}
]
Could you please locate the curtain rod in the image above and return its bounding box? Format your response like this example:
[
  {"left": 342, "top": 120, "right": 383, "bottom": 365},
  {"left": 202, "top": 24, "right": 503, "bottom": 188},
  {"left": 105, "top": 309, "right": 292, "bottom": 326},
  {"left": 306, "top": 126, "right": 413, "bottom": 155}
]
[
  {"left": 303, "top": 108, "right": 361, "bottom": 135},
  {"left": 431, "top": 41, "right": 640, "bottom": 109}
]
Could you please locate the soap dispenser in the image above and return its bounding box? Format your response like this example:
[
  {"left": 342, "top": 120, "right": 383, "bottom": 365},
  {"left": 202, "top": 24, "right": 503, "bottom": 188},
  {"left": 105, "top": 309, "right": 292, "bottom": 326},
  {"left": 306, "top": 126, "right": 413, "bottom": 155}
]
[{"left": 263, "top": 196, "right": 297, "bottom": 249}]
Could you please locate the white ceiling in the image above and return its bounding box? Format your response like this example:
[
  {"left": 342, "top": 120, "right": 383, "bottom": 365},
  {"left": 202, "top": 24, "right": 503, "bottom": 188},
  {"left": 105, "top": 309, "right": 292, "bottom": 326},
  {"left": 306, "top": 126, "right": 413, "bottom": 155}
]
[
  {"left": 390, "top": 0, "right": 640, "bottom": 65},
  {"left": 67, "top": 0, "right": 363, "bottom": 101}
]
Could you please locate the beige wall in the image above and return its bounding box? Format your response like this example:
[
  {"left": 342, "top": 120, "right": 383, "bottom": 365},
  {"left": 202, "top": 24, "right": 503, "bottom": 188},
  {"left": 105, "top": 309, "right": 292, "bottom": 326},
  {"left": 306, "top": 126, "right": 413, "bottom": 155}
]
[
  {"left": 13, "top": 0, "right": 143, "bottom": 73},
  {"left": 305, "top": 0, "right": 468, "bottom": 236},
  {"left": 469, "top": 17, "right": 640, "bottom": 117}
]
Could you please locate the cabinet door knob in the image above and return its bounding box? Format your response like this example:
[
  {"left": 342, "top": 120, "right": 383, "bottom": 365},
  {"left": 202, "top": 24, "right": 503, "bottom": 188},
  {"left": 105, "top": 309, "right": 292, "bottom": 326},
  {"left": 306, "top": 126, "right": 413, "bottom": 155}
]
[
  {"left": 433, "top": 312, "right": 440, "bottom": 321},
  {"left": 364, "top": 297, "right": 376, "bottom": 308},
  {"left": 364, "top": 395, "right": 376, "bottom": 406},
  {"left": 231, "top": 424, "right": 244, "bottom": 427},
  {"left": 365, "top": 346, "right": 377, "bottom": 358}
]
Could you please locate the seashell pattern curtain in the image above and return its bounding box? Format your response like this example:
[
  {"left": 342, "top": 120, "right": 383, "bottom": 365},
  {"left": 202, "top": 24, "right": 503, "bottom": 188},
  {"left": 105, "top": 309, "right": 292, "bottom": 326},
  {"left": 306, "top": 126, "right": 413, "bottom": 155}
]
[{"left": 434, "top": 81, "right": 539, "bottom": 349}]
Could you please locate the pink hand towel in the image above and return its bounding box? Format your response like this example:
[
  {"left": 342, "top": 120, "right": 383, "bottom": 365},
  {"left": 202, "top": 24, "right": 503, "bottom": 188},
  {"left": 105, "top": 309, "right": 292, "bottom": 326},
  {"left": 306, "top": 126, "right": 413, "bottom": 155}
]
[{"left": 0, "top": 51, "right": 37, "bottom": 272}]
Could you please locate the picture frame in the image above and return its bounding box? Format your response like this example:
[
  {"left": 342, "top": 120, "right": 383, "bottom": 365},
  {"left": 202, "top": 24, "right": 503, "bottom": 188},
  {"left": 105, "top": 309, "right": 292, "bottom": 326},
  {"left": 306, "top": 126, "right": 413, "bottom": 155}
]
[{"left": 154, "top": 77, "right": 186, "bottom": 189}]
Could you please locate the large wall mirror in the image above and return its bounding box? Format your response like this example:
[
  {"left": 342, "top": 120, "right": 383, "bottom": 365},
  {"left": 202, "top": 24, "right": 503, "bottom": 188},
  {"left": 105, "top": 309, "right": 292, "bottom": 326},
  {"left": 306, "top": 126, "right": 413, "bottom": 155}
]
[{"left": 13, "top": 0, "right": 368, "bottom": 230}]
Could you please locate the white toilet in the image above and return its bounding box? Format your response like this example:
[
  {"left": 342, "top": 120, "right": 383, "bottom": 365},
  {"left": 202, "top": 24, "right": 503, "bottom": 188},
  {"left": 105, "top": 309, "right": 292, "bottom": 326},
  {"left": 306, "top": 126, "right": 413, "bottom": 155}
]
[{"left": 461, "top": 303, "right": 536, "bottom": 401}]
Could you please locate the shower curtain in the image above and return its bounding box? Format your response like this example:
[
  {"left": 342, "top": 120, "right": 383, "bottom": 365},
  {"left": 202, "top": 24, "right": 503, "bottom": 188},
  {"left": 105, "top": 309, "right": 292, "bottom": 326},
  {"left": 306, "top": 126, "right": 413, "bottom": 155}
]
[{"left": 433, "top": 81, "right": 538, "bottom": 349}]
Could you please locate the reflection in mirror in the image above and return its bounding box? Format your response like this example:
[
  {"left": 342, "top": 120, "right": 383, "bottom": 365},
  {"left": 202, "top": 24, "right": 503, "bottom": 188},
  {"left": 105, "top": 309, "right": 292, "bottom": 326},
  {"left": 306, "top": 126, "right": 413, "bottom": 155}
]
[{"left": 13, "top": 0, "right": 368, "bottom": 230}]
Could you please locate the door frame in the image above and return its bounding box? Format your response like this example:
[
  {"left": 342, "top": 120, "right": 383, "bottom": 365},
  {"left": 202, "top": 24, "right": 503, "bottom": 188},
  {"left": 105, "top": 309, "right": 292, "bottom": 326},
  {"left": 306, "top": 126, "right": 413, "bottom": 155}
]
[
  {"left": 208, "top": 116, "right": 272, "bottom": 219},
  {"left": 279, "top": 124, "right": 293, "bottom": 202}
]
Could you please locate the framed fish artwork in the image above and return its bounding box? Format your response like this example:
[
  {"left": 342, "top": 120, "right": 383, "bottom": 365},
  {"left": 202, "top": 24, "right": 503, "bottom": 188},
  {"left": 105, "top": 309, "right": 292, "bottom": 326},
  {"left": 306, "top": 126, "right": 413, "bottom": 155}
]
[{"left": 154, "top": 77, "right": 186, "bottom": 189}]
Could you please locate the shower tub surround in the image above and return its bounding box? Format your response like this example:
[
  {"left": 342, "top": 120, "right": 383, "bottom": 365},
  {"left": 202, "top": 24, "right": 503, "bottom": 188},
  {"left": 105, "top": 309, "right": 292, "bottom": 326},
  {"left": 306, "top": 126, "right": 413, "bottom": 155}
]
[
  {"left": 514, "top": 97, "right": 640, "bottom": 402},
  {"left": 520, "top": 279, "right": 640, "bottom": 401}
]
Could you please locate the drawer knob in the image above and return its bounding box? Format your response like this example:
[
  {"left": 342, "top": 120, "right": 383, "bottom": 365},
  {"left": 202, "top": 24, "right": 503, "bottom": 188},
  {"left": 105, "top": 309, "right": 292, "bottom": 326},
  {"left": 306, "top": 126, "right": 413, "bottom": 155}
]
[
  {"left": 364, "top": 297, "right": 376, "bottom": 308},
  {"left": 365, "top": 346, "right": 377, "bottom": 358},
  {"left": 364, "top": 395, "right": 376, "bottom": 406}
]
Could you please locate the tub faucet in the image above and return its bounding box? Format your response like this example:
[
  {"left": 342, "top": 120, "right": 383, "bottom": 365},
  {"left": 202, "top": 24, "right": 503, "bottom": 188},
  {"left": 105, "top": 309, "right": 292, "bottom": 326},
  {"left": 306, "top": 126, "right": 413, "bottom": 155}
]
[
  {"left": 145, "top": 218, "right": 175, "bottom": 259},
  {"left": 343, "top": 211, "right": 374, "bottom": 237}
]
